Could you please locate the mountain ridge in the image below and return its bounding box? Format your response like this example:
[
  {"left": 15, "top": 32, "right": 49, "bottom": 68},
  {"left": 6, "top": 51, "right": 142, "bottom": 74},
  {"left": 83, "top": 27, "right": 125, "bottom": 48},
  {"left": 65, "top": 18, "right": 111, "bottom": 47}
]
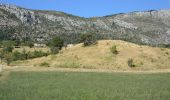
[{"left": 0, "top": 4, "right": 170, "bottom": 47}]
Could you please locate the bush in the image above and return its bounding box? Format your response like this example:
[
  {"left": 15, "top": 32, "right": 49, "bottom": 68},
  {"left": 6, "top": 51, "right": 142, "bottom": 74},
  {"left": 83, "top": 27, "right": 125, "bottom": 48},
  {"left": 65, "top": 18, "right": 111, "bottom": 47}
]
[
  {"left": 3, "top": 53, "right": 12, "bottom": 66},
  {"left": 50, "top": 47, "right": 60, "bottom": 54},
  {"left": 12, "top": 51, "right": 24, "bottom": 61},
  {"left": 27, "top": 42, "right": 34, "bottom": 48},
  {"left": 80, "top": 34, "right": 97, "bottom": 46},
  {"left": 2, "top": 40, "right": 15, "bottom": 47},
  {"left": 40, "top": 62, "right": 50, "bottom": 67},
  {"left": 110, "top": 45, "right": 118, "bottom": 54},
  {"left": 11, "top": 50, "right": 49, "bottom": 61},
  {"left": 2, "top": 46, "right": 14, "bottom": 53},
  {"left": 48, "top": 36, "right": 64, "bottom": 54},
  {"left": 48, "top": 36, "right": 64, "bottom": 50},
  {"left": 128, "top": 58, "right": 135, "bottom": 67}
]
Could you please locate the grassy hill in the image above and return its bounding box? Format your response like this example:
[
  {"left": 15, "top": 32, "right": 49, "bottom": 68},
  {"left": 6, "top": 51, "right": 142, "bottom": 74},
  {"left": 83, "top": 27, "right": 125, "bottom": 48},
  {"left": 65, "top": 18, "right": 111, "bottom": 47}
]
[{"left": 13, "top": 40, "right": 170, "bottom": 71}]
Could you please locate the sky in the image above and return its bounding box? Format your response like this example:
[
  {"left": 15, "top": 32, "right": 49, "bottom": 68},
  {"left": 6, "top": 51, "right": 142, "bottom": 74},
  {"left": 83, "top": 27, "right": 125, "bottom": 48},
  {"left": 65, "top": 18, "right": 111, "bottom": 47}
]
[{"left": 1, "top": 0, "right": 170, "bottom": 17}]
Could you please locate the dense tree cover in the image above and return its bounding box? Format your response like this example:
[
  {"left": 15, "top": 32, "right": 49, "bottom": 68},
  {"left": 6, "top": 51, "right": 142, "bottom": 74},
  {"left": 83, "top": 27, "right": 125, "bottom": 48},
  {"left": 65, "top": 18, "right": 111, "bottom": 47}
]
[{"left": 0, "top": 27, "right": 14, "bottom": 41}]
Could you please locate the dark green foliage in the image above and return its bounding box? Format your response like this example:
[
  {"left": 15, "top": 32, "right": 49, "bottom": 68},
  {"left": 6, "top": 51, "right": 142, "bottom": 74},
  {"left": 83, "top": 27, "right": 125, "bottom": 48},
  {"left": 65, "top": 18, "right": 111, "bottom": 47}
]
[
  {"left": 0, "top": 27, "right": 14, "bottom": 41},
  {"left": 40, "top": 62, "right": 50, "bottom": 67},
  {"left": 2, "top": 46, "right": 14, "bottom": 53},
  {"left": 3, "top": 53, "right": 12, "bottom": 66},
  {"left": 110, "top": 45, "right": 118, "bottom": 54},
  {"left": 48, "top": 36, "right": 64, "bottom": 50},
  {"left": 12, "top": 51, "right": 24, "bottom": 61},
  {"left": 12, "top": 50, "right": 49, "bottom": 61},
  {"left": 128, "top": 58, "right": 135, "bottom": 67},
  {"left": 30, "top": 50, "right": 49, "bottom": 58},
  {"left": 157, "top": 44, "right": 170, "bottom": 48},
  {"left": 48, "top": 36, "right": 64, "bottom": 54},
  {"left": 0, "top": 41, "right": 2, "bottom": 48},
  {"left": 50, "top": 47, "right": 60, "bottom": 54},
  {"left": 0, "top": 41, "right": 14, "bottom": 65},
  {"left": 79, "top": 33, "right": 97, "bottom": 46},
  {"left": 22, "top": 41, "right": 34, "bottom": 48},
  {"left": 2, "top": 40, "right": 15, "bottom": 47},
  {"left": 0, "top": 50, "right": 3, "bottom": 63}
]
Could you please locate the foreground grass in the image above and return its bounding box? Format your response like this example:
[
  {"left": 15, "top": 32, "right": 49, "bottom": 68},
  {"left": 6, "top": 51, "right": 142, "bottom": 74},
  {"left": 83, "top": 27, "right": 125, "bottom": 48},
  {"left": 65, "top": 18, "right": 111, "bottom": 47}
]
[{"left": 0, "top": 72, "right": 170, "bottom": 100}]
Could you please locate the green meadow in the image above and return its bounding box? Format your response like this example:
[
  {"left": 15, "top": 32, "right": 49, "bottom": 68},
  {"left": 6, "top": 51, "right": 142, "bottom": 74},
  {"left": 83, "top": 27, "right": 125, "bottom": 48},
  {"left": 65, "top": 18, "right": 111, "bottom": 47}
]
[{"left": 0, "top": 72, "right": 170, "bottom": 100}]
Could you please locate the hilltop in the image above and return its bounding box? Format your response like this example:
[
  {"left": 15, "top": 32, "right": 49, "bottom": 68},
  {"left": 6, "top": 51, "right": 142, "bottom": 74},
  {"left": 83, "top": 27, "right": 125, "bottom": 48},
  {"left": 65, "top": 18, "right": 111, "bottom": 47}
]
[
  {"left": 12, "top": 40, "right": 170, "bottom": 71},
  {"left": 0, "top": 4, "right": 170, "bottom": 47}
]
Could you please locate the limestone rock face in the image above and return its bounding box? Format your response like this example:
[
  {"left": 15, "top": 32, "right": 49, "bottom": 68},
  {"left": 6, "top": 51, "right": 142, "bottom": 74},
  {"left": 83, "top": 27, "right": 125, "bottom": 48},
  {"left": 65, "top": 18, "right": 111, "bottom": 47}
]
[{"left": 0, "top": 4, "right": 170, "bottom": 46}]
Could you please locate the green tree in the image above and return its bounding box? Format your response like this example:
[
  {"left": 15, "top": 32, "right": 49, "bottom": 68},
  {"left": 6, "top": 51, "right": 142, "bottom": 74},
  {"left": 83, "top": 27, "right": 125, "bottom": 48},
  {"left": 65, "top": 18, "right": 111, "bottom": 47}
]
[
  {"left": 12, "top": 51, "right": 23, "bottom": 61},
  {"left": 3, "top": 53, "right": 12, "bottom": 66},
  {"left": 2, "top": 40, "right": 14, "bottom": 53},
  {"left": 48, "top": 36, "right": 64, "bottom": 54},
  {"left": 79, "top": 33, "right": 97, "bottom": 46}
]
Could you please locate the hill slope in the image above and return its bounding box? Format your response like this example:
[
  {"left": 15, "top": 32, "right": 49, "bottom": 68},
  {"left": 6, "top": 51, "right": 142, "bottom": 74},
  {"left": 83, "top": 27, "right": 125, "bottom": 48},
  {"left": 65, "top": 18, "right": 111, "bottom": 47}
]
[
  {"left": 0, "top": 4, "right": 170, "bottom": 46},
  {"left": 14, "top": 40, "right": 170, "bottom": 71}
]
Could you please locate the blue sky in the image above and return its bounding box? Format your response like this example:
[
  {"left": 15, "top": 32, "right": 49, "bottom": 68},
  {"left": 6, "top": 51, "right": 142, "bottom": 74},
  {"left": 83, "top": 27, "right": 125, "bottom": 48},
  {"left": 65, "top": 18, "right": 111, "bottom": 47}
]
[{"left": 1, "top": 0, "right": 170, "bottom": 17}]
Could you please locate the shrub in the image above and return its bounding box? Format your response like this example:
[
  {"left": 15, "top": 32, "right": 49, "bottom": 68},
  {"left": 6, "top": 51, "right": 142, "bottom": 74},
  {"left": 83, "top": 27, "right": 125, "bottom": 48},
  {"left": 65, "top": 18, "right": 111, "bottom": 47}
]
[
  {"left": 128, "top": 58, "right": 135, "bottom": 67},
  {"left": 48, "top": 36, "right": 64, "bottom": 50},
  {"left": 3, "top": 53, "right": 12, "bottom": 66},
  {"left": 11, "top": 50, "right": 49, "bottom": 61},
  {"left": 110, "top": 45, "right": 118, "bottom": 54},
  {"left": 50, "top": 47, "right": 60, "bottom": 54},
  {"left": 79, "top": 34, "right": 97, "bottom": 46},
  {"left": 48, "top": 36, "right": 64, "bottom": 54},
  {"left": 2, "top": 46, "right": 14, "bottom": 53},
  {"left": 2, "top": 40, "right": 15, "bottom": 47},
  {"left": 12, "top": 51, "right": 24, "bottom": 61},
  {"left": 28, "top": 50, "right": 49, "bottom": 59},
  {"left": 40, "top": 62, "right": 50, "bottom": 67},
  {"left": 28, "top": 42, "right": 34, "bottom": 48}
]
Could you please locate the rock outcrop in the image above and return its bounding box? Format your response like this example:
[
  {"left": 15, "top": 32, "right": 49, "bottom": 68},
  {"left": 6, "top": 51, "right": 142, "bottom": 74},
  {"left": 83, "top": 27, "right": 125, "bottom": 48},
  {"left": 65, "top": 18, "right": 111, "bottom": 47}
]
[{"left": 0, "top": 4, "right": 170, "bottom": 46}]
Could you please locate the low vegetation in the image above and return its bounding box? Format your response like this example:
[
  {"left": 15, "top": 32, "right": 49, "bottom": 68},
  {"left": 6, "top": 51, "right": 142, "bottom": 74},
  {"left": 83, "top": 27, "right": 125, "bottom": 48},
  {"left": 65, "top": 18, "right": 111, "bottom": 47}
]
[
  {"left": 110, "top": 45, "right": 118, "bottom": 54},
  {"left": 79, "top": 33, "right": 97, "bottom": 47},
  {"left": 0, "top": 40, "right": 49, "bottom": 65},
  {"left": 12, "top": 50, "right": 49, "bottom": 61},
  {"left": 127, "top": 58, "right": 135, "bottom": 67},
  {"left": 0, "top": 72, "right": 170, "bottom": 100},
  {"left": 39, "top": 62, "right": 50, "bottom": 67}
]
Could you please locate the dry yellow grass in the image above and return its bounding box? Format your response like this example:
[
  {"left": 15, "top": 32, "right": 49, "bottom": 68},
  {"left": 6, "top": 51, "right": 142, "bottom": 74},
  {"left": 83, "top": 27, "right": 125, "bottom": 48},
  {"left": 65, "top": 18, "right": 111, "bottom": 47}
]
[
  {"left": 13, "top": 46, "right": 50, "bottom": 52},
  {"left": 12, "top": 40, "right": 170, "bottom": 71}
]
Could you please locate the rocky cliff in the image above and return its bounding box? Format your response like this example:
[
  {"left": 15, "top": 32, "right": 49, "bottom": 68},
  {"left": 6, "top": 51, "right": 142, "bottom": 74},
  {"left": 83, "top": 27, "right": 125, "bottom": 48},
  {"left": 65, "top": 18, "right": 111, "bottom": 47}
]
[{"left": 0, "top": 4, "right": 170, "bottom": 46}]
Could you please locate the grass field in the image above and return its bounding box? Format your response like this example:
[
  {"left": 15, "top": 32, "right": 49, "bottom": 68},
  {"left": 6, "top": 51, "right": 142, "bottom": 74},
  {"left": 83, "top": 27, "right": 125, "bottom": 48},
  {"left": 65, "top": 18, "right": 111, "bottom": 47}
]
[{"left": 0, "top": 71, "right": 170, "bottom": 100}]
